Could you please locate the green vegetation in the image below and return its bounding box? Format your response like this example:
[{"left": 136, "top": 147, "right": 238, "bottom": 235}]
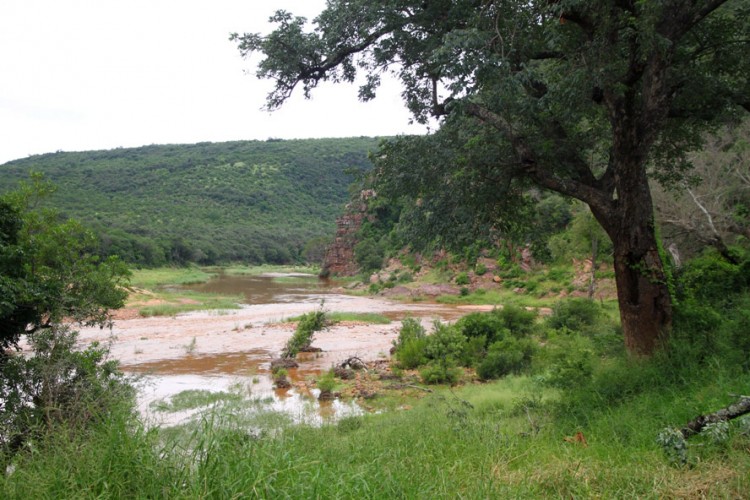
[
  {"left": 151, "top": 390, "right": 242, "bottom": 413},
  {"left": 130, "top": 267, "right": 217, "bottom": 287},
  {"left": 219, "top": 264, "right": 319, "bottom": 276},
  {"left": 0, "top": 138, "right": 379, "bottom": 266},
  {"left": 136, "top": 290, "right": 242, "bottom": 317},
  {"left": 281, "top": 305, "right": 328, "bottom": 358},
  {"left": 0, "top": 178, "right": 131, "bottom": 457},
  {"left": 3, "top": 220, "right": 750, "bottom": 497}
]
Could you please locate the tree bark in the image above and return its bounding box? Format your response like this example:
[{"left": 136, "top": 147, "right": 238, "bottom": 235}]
[
  {"left": 680, "top": 396, "right": 750, "bottom": 438},
  {"left": 594, "top": 155, "right": 673, "bottom": 356}
]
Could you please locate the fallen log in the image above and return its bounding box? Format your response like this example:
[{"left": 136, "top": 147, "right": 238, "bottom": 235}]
[{"left": 680, "top": 395, "right": 750, "bottom": 438}]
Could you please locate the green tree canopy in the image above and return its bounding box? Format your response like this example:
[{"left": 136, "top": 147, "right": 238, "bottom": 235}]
[
  {"left": 235, "top": 0, "right": 750, "bottom": 355},
  {"left": 0, "top": 175, "right": 130, "bottom": 352}
]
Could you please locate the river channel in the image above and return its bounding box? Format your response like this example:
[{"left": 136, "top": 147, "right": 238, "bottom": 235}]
[{"left": 78, "top": 273, "right": 489, "bottom": 428}]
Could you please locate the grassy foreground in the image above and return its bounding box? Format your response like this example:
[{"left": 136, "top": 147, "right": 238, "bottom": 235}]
[{"left": 3, "top": 357, "right": 749, "bottom": 498}]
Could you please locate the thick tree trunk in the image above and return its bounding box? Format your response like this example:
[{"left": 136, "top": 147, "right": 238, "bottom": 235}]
[
  {"left": 597, "top": 155, "right": 673, "bottom": 356},
  {"left": 611, "top": 234, "right": 672, "bottom": 355}
]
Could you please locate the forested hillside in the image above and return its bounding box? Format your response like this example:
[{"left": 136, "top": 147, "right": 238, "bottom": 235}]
[{"left": 0, "top": 137, "right": 379, "bottom": 266}]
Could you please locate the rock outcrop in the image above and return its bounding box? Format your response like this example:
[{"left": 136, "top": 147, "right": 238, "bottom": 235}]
[{"left": 321, "top": 190, "right": 375, "bottom": 276}]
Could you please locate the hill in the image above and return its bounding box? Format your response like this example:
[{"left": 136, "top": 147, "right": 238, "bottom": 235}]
[{"left": 0, "top": 138, "right": 380, "bottom": 266}]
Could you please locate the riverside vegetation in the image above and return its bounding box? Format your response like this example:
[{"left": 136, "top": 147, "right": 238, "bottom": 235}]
[{"left": 2, "top": 173, "right": 749, "bottom": 496}]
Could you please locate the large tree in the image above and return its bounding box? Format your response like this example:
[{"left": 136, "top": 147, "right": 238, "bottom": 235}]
[{"left": 234, "top": 0, "right": 749, "bottom": 355}]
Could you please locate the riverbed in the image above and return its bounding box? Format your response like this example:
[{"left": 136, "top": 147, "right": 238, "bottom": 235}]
[{"left": 78, "top": 273, "right": 490, "bottom": 427}]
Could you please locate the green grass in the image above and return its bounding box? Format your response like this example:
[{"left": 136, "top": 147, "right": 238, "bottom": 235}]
[
  {"left": 282, "top": 311, "right": 392, "bottom": 325},
  {"left": 5, "top": 364, "right": 749, "bottom": 498},
  {"left": 435, "top": 288, "right": 558, "bottom": 308},
  {"left": 150, "top": 390, "right": 243, "bottom": 413},
  {"left": 328, "top": 312, "right": 392, "bottom": 324},
  {"left": 138, "top": 290, "right": 242, "bottom": 317},
  {"left": 218, "top": 264, "right": 320, "bottom": 276},
  {"left": 130, "top": 267, "right": 217, "bottom": 287}
]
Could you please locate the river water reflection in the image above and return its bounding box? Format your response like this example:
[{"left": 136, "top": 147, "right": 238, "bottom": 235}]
[
  {"left": 184, "top": 272, "right": 337, "bottom": 304},
  {"left": 124, "top": 274, "right": 379, "bottom": 428}
]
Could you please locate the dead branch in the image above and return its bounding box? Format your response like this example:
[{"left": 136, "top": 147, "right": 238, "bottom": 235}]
[{"left": 680, "top": 395, "right": 750, "bottom": 438}]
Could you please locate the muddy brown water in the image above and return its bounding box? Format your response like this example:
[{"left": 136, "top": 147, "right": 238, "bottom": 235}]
[{"left": 80, "top": 273, "right": 493, "bottom": 428}]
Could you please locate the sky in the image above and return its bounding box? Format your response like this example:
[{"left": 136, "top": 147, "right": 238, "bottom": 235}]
[{"left": 0, "top": 0, "right": 428, "bottom": 165}]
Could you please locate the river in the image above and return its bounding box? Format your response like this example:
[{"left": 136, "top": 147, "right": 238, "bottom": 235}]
[{"left": 78, "top": 273, "right": 489, "bottom": 428}]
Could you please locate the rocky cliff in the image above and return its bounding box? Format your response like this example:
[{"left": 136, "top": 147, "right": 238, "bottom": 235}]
[{"left": 321, "top": 190, "right": 375, "bottom": 276}]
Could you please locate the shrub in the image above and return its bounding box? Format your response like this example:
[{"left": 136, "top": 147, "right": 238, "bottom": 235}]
[
  {"left": 496, "top": 305, "right": 537, "bottom": 338},
  {"left": 678, "top": 250, "right": 749, "bottom": 307},
  {"left": 395, "top": 337, "right": 429, "bottom": 369},
  {"left": 671, "top": 300, "right": 724, "bottom": 360},
  {"left": 0, "top": 326, "right": 133, "bottom": 455},
  {"left": 547, "top": 298, "right": 603, "bottom": 333},
  {"left": 354, "top": 238, "right": 385, "bottom": 273},
  {"left": 455, "top": 272, "right": 470, "bottom": 285},
  {"left": 475, "top": 262, "right": 488, "bottom": 276},
  {"left": 393, "top": 317, "right": 426, "bottom": 350},
  {"left": 282, "top": 306, "right": 327, "bottom": 358},
  {"left": 477, "top": 337, "right": 535, "bottom": 380},
  {"left": 424, "top": 322, "right": 467, "bottom": 366},
  {"left": 393, "top": 318, "right": 428, "bottom": 369},
  {"left": 536, "top": 330, "right": 595, "bottom": 389},
  {"left": 454, "top": 312, "right": 509, "bottom": 346},
  {"left": 419, "top": 364, "right": 462, "bottom": 385},
  {"left": 317, "top": 370, "right": 337, "bottom": 394},
  {"left": 460, "top": 335, "right": 487, "bottom": 367}
]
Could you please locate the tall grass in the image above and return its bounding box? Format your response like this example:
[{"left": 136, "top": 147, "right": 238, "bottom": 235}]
[
  {"left": 137, "top": 291, "right": 242, "bottom": 317},
  {"left": 130, "top": 267, "right": 217, "bottom": 287},
  {"left": 218, "top": 264, "right": 320, "bottom": 276},
  {"left": 4, "top": 360, "right": 749, "bottom": 498}
]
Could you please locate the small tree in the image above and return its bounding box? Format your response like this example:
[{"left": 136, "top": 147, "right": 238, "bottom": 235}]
[
  {"left": 1, "top": 174, "right": 130, "bottom": 352},
  {"left": 1, "top": 175, "right": 131, "bottom": 455}
]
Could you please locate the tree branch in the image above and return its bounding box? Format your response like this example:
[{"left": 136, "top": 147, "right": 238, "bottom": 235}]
[
  {"left": 680, "top": 395, "right": 750, "bottom": 438},
  {"left": 464, "top": 102, "right": 613, "bottom": 214}
]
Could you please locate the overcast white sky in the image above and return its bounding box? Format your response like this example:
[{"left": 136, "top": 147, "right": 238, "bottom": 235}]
[{"left": 0, "top": 0, "right": 427, "bottom": 165}]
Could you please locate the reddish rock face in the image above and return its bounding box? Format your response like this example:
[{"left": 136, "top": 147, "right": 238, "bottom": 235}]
[{"left": 321, "top": 198, "right": 369, "bottom": 277}]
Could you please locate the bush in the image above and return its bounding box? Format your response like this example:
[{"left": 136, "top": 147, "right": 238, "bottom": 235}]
[
  {"left": 393, "top": 318, "right": 428, "bottom": 369},
  {"left": 496, "top": 305, "right": 537, "bottom": 338},
  {"left": 671, "top": 300, "right": 724, "bottom": 360},
  {"left": 413, "top": 322, "right": 467, "bottom": 383},
  {"left": 0, "top": 326, "right": 133, "bottom": 456},
  {"left": 282, "top": 306, "right": 327, "bottom": 358},
  {"left": 460, "top": 335, "right": 487, "bottom": 368},
  {"left": 475, "top": 262, "right": 488, "bottom": 276},
  {"left": 354, "top": 238, "right": 385, "bottom": 274},
  {"left": 678, "top": 250, "right": 749, "bottom": 307},
  {"left": 420, "top": 364, "right": 462, "bottom": 385},
  {"left": 477, "top": 337, "right": 535, "bottom": 380},
  {"left": 454, "top": 312, "right": 509, "bottom": 346},
  {"left": 424, "top": 323, "right": 467, "bottom": 366},
  {"left": 547, "top": 298, "right": 603, "bottom": 333},
  {"left": 455, "top": 272, "right": 470, "bottom": 285},
  {"left": 536, "top": 330, "right": 595, "bottom": 389},
  {"left": 317, "top": 369, "right": 337, "bottom": 395},
  {"left": 395, "top": 337, "right": 429, "bottom": 369}
]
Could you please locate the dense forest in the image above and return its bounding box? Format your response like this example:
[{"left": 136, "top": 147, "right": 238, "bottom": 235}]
[{"left": 0, "top": 137, "right": 379, "bottom": 266}]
